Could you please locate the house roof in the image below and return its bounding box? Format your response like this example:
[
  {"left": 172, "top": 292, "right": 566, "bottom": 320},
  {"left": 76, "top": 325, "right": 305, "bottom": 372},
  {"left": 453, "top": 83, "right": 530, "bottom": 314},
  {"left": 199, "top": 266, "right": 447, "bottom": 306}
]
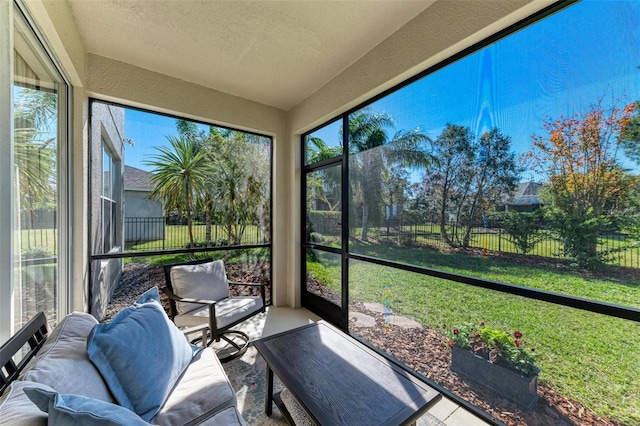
[
  {"left": 124, "top": 165, "right": 154, "bottom": 192},
  {"left": 66, "top": 1, "right": 435, "bottom": 111},
  {"left": 509, "top": 181, "right": 543, "bottom": 206}
]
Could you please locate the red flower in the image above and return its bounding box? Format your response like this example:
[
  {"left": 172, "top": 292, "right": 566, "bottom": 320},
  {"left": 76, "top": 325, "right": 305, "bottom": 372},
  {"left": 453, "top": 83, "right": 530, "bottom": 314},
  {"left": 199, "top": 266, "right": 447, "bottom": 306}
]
[
  {"left": 515, "top": 339, "right": 521, "bottom": 348},
  {"left": 448, "top": 340, "right": 454, "bottom": 347},
  {"left": 453, "top": 328, "right": 460, "bottom": 335},
  {"left": 514, "top": 330, "right": 523, "bottom": 339}
]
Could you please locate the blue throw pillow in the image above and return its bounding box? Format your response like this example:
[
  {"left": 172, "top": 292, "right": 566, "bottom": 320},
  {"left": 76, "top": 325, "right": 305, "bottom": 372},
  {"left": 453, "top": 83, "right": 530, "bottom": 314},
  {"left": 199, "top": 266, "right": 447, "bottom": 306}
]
[
  {"left": 23, "top": 386, "right": 150, "bottom": 426},
  {"left": 86, "top": 286, "right": 201, "bottom": 421}
]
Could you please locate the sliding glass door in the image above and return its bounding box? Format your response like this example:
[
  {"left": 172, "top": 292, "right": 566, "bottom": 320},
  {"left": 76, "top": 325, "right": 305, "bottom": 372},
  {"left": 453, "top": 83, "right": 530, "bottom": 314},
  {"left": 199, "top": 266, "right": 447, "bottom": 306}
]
[{"left": 0, "top": 2, "right": 70, "bottom": 341}]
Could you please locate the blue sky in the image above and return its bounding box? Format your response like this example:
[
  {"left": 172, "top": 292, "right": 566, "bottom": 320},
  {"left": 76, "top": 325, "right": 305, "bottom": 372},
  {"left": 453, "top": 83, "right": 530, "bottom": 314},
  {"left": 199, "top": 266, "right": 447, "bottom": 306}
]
[{"left": 127, "top": 0, "right": 640, "bottom": 179}]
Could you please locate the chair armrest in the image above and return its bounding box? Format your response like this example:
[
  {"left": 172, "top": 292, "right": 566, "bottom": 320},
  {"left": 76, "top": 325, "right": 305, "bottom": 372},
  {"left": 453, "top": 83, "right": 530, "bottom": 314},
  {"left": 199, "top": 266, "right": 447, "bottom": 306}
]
[
  {"left": 161, "top": 287, "right": 217, "bottom": 306},
  {"left": 229, "top": 281, "right": 264, "bottom": 288},
  {"left": 228, "top": 281, "right": 266, "bottom": 310}
]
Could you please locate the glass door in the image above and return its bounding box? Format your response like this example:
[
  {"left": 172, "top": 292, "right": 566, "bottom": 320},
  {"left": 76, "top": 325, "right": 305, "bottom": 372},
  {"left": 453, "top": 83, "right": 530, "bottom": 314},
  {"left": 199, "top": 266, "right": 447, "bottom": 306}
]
[{"left": 302, "top": 120, "right": 346, "bottom": 327}]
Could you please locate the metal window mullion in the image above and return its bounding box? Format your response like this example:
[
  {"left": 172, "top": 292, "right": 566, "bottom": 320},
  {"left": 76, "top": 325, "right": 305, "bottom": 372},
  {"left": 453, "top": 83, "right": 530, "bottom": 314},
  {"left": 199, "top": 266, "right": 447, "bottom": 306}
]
[{"left": 341, "top": 115, "right": 349, "bottom": 330}]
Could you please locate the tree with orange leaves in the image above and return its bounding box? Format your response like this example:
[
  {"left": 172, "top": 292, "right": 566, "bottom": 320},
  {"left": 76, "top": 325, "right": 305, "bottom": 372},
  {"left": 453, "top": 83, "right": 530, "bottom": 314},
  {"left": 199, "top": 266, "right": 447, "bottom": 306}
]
[{"left": 529, "top": 100, "right": 638, "bottom": 267}]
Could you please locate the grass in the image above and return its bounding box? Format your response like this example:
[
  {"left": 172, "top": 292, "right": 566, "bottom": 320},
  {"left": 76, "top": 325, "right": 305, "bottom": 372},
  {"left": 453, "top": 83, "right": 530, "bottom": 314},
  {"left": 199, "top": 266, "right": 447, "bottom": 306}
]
[
  {"left": 124, "top": 247, "right": 271, "bottom": 268},
  {"left": 343, "top": 223, "right": 640, "bottom": 268},
  {"left": 308, "top": 243, "right": 640, "bottom": 425},
  {"left": 125, "top": 224, "right": 266, "bottom": 252}
]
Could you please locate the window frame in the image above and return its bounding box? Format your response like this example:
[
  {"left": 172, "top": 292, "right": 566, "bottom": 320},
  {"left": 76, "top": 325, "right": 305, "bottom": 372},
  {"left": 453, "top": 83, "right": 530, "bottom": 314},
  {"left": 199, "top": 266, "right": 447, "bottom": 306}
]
[{"left": 0, "top": 0, "right": 71, "bottom": 341}]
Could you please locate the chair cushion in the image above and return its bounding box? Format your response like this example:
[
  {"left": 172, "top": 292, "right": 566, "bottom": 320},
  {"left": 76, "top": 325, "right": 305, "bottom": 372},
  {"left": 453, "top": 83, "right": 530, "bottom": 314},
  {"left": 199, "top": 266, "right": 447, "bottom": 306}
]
[
  {"left": 152, "top": 348, "right": 238, "bottom": 425},
  {"left": 21, "top": 312, "right": 115, "bottom": 403},
  {"left": 0, "top": 380, "right": 51, "bottom": 426},
  {"left": 24, "top": 386, "right": 150, "bottom": 426},
  {"left": 170, "top": 260, "right": 229, "bottom": 314},
  {"left": 174, "top": 296, "right": 263, "bottom": 329},
  {"left": 86, "top": 287, "right": 201, "bottom": 421},
  {"left": 196, "top": 406, "right": 246, "bottom": 426}
]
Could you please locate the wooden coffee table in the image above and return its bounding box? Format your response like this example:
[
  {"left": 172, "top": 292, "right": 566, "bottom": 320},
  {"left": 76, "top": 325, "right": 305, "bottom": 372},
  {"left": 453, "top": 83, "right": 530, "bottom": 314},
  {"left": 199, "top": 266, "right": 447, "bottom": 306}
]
[{"left": 254, "top": 321, "right": 441, "bottom": 425}]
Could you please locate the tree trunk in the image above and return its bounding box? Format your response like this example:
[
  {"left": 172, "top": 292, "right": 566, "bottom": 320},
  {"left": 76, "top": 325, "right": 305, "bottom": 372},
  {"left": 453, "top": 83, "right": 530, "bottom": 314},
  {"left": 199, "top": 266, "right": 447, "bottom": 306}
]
[
  {"left": 361, "top": 202, "right": 369, "bottom": 241},
  {"left": 205, "top": 210, "right": 212, "bottom": 242}
]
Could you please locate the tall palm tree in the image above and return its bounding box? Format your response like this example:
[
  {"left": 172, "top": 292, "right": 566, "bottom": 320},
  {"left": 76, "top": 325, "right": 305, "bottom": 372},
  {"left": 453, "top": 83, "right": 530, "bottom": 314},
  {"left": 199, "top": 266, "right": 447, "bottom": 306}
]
[
  {"left": 348, "top": 108, "right": 432, "bottom": 241},
  {"left": 145, "top": 136, "right": 210, "bottom": 248}
]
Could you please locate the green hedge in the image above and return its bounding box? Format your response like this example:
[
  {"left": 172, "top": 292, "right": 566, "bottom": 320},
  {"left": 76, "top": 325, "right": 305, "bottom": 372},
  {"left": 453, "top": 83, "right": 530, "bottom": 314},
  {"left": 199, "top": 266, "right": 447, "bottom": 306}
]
[{"left": 308, "top": 210, "right": 341, "bottom": 235}]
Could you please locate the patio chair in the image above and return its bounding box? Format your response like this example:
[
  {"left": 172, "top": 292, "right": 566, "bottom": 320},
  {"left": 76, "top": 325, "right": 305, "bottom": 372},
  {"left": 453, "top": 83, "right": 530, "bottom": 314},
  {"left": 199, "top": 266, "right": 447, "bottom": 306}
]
[{"left": 163, "top": 258, "right": 266, "bottom": 362}]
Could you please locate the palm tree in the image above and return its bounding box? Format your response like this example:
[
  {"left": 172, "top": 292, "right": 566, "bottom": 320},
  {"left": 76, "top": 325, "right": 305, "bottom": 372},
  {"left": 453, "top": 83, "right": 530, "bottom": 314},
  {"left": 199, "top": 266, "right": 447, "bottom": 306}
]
[
  {"left": 348, "top": 108, "right": 432, "bottom": 241},
  {"left": 145, "top": 136, "right": 210, "bottom": 248},
  {"left": 14, "top": 89, "right": 58, "bottom": 213},
  {"left": 306, "top": 137, "right": 342, "bottom": 212}
]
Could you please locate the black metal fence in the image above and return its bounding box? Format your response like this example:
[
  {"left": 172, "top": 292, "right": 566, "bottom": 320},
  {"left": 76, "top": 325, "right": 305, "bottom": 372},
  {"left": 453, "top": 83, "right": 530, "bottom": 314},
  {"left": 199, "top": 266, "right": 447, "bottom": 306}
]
[
  {"left": 124, "top": 217, "right": 268, "bottom": 252},
  {"left": 20, "top": 221, "right": 57, "bottom": 257},
  {"left": 367, "top": 221, "right": 640, "bottom": 269}
]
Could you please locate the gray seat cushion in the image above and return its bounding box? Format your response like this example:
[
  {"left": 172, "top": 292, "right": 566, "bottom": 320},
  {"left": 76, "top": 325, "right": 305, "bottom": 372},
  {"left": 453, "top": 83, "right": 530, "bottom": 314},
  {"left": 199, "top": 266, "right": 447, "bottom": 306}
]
[
  {"left": 197, "top": 406, "right": 246, "bottom": 426},
  {"left": 0, "top": 381, "right": 52, "bottom": 426},
  {"left": 152, "top": 347, "right": 237, "bottom": 425},
  {"left": 174, "top": 297, "right": 264, "bottom": 329}
]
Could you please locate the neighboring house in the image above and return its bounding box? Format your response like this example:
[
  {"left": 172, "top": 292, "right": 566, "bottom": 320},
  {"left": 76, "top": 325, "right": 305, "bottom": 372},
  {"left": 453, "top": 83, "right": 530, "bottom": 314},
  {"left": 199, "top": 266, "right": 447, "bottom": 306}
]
[
  {"left": 124, "top": 165, "right": 164, "bottom": 242},
  {"left": 90, "top": 102, "right": 126, "bottom": 320},
  {"left": 504, "top": 182, "right": 543, "bottom": 212}
]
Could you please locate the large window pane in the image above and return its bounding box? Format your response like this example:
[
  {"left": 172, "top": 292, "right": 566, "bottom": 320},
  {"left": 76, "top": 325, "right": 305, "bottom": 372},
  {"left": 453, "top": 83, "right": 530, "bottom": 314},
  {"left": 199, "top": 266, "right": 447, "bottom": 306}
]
[
  {"left": 347, "top": 0, "right": 640, "bottom": 309},
  {"left": 89, "top": 101, "right": 272, "bottom": 320},
  {"left": 303, "top": 1, "right": 640, "bottom": 425},
  {"left": 306, "top": 166, "right": 341, "bottom": 248},
  {"left": 349, "top": 260, "right": 640, "bottom": 425},
  {"left": 304, "top": 119, "right": 342, "bottom": 165},
  {"left": 11, "top": 6, "right": 68, "bottom": 330},
  {"left": 305, "top": 248, "right": 341, "bottom": 307}
]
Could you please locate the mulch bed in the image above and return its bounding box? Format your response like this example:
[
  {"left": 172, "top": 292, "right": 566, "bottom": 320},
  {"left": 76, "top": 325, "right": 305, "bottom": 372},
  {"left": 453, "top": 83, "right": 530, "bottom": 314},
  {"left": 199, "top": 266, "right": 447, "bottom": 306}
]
[{"left": 348, "top": 300, "right": 622, "bottom": 426}]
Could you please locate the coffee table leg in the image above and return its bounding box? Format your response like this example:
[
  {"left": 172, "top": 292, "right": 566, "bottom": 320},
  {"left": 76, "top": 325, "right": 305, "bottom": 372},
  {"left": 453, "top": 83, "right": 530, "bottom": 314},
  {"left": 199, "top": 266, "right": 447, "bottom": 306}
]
[{"left": 265, "top": 365, "right": 274, "bottom": 416}]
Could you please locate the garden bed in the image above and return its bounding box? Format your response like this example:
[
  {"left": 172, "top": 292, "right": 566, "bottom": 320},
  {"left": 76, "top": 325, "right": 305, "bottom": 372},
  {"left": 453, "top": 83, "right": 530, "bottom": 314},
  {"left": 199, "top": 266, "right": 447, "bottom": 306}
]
[{"left": 349, "top": 300, "right": 622, "bottom": 426}]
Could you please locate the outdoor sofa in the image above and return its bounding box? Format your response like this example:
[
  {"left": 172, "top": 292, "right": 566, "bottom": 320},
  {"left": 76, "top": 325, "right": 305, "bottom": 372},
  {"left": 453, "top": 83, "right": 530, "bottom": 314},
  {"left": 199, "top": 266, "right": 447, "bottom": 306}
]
[{"left": 0, "top": 287, "right": 245, "bottom": 425}]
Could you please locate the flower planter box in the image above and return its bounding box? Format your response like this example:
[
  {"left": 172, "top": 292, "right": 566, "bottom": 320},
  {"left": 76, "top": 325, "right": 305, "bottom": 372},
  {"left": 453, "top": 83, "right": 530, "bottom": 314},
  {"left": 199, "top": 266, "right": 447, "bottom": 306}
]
[{"left": 450, "top": 345, "right": 539, "bottom": 409}]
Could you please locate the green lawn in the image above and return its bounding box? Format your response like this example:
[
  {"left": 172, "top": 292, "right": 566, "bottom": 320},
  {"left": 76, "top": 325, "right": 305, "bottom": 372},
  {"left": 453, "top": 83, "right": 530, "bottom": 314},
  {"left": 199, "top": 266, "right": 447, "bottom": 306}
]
[
  {"left": 125, "top": 224, "right": 266, "bottom": 252},
  {"left": 360, "top": 223, "right": 640, "bottom": 269},
  {"left": 308, "top": 243, "right": 640, "bottom": 425}
]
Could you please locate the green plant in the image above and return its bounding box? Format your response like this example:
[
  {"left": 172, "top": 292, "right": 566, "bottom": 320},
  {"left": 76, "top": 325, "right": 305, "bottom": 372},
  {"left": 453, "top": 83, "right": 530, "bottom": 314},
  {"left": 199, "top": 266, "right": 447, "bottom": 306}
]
[
  {"left": 448, "top": 321, "right": 538, "bottom": 376},
  {"left": 496, "top": 210, "right": 546, "bottom": 254},
  {"left": 21, "top": 247, "right": 50, "bottom": 259}
]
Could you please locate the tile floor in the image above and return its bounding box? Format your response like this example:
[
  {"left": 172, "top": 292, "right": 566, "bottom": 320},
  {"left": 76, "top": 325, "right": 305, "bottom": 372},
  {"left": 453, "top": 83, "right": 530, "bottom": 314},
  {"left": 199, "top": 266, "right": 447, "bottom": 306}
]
[{"left": 232, "top": 306, "right": 491, "bottom": 426}]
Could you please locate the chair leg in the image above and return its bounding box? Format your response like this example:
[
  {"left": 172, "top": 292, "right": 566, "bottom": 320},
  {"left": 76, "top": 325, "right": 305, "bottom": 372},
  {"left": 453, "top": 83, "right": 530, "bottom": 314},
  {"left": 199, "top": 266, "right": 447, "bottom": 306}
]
[{"left": 210, "top": 330, "right": 250, "bottom": 363}]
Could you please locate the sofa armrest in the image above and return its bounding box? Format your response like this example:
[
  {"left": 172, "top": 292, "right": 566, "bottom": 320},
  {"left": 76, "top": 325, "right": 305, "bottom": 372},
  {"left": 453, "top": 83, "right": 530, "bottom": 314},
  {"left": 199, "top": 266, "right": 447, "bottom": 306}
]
[{"left": 0, "top": 312, "right": 49, "bottom": 396}]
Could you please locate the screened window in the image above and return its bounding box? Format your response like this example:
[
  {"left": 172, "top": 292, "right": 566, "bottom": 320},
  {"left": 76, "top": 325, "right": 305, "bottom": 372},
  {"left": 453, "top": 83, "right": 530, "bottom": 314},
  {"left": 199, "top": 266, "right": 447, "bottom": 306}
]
[
  {"left": 302, "top": 1, "right": 640, "bottom": 425},
  {"left": 88, "top": 101, "right": 273, "bottom": 320}
]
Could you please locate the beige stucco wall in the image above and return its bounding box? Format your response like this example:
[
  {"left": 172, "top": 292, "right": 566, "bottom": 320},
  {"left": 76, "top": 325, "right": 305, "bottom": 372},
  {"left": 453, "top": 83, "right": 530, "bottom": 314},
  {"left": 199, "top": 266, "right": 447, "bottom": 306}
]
[{"left": 24, "top": 0, "right": 556, "bottom": 314}]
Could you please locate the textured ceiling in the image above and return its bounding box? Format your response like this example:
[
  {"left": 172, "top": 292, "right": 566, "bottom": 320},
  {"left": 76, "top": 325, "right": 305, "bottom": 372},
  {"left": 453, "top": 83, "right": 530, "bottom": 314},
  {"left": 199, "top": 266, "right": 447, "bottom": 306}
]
[{"left": 67, "top": 0, "right": 434, "bottom": 110}]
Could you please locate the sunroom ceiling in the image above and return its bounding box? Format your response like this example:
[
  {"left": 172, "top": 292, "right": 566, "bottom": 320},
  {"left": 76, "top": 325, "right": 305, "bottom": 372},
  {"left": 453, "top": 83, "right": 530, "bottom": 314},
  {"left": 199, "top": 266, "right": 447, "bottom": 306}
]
[{"left": 67, "top": 0, "right": 435, "bottom": 111}]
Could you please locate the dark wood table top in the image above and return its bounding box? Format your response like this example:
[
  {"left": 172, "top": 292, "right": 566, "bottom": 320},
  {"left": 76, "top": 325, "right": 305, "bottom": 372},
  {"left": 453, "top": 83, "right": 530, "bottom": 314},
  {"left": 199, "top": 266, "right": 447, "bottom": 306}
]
[{"left": 254, "top": 321, "right": 441, "bottom": 426}]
